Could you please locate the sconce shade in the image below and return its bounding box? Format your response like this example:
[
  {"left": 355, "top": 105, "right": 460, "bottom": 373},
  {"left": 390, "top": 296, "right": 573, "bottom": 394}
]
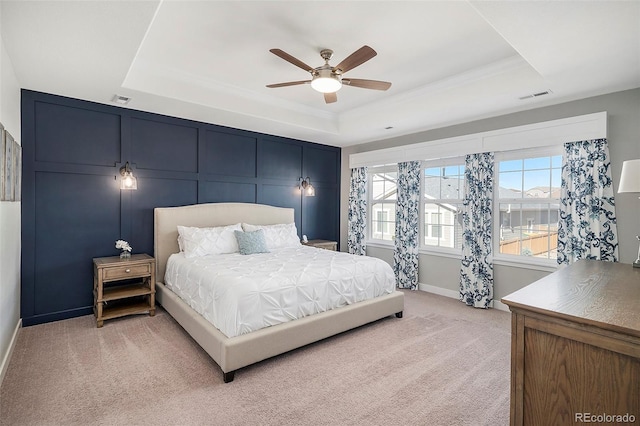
[
  {"left": 306, "top": 184, "right": 316, "bottom": 197},
  {"left": 618, "top": 159, "right": 640, "bottom": 193},
  {"left": 619, "top": 158, "right": 640, "bottom": 268},
  {"left": 119, "top": 162, "right": 137, "bottom": 190},
  {"left": 300, "top": 177, "right": 315, "bottom": 196}
]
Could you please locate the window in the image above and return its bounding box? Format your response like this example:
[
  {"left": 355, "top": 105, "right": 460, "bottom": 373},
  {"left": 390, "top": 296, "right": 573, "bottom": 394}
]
[
  {"left": 496, "top": 149, "right": 562, "bottom": 261},
  {"left": 356, "top": 113, "right": 604, "bottom": 270},
  {"left": 364, "top": 149, "right": 562, "bottom": 264},
  {"left": 422, "top": 161, "right": 465, "bottom": 250},
  {"left": 369, "top": 165, "right": 397, "bottom": 241}
]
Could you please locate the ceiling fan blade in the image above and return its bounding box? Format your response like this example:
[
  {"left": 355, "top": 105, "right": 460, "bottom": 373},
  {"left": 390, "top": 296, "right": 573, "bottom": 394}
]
[
  {"left": 269, "top": 49, "right": 314, "bottom": 73},
  {"left": 334, "top": 46, "right": 377, "bottom": 74},
  {"left": 324, "top": 92, "right": 337, "bottom": 104},
  {"left": 342, "top": 78, "right": 392, "bottom": 91},
  {"left": 266, "top": 80, "right": 310, "bottom": 88}
]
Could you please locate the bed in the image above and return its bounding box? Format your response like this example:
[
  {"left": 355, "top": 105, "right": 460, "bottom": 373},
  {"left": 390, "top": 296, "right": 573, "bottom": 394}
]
[{"left": 154, "top": 202, "right": 404, "bottom": 382}]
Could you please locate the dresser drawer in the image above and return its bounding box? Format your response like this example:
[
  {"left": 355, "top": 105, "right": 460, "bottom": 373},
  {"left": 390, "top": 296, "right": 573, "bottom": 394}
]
[{"left": 102, "top": 263, "right": 151, "bottom": 281}]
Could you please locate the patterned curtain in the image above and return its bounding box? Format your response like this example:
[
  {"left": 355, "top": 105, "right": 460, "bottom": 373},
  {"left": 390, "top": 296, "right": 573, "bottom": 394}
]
[
  {"left": 393, "top": 161, "right": 421, "bottom": 290},
  {"left": 557, "top": 139, "right": 619, "bottom": 264},
  {"left": 459, "top": 152, "right": 494, "bottom": 309},
  {"left": 348, "top": 167, "right": 368, "bottom": 255}
]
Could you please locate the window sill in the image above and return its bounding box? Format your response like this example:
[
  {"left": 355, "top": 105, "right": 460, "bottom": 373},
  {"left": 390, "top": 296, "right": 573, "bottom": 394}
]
[
  {"left": 419, "top": 247, "right": 462, "bottom": 260},
  {"left": 493, "top": 255, "right": 558, "bottom": 273},
  {"left": 367, "top": 242, "right": 462, "bottom": 261},
  {"left": 365, "top": 240, "right": 394, "bottom": 250},
  {"left": 367, "top": 242, "right": 558, "bottom": 273}
]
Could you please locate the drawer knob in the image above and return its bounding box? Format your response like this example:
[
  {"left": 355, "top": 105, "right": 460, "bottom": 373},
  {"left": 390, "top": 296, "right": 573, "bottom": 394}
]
[{"left": 125, "top": 269, "right": 131, "bottom": 273}]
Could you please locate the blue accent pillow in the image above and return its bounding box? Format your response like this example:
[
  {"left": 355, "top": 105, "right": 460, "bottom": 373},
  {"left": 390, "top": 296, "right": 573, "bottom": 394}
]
[{"left": 234, "top": 230, "right": 270, "bottom": 255}]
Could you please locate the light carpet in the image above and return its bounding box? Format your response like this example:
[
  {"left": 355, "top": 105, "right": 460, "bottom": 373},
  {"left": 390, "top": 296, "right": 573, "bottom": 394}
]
[{"left": 0, "top": 290, "right": 511, "bottom": 426}]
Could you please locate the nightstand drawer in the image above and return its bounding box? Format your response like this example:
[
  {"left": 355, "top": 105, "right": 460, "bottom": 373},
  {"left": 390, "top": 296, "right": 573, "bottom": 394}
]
[{"left": 103, "top": 263, "right": 151, "bottom": 281}]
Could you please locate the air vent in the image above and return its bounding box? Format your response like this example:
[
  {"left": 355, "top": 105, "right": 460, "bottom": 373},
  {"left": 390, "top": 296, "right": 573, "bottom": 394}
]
[
  {"left": 111, "top": 94, "right": 131, "bottom": 105},
  {"left": 519, "top": 90, "right": 553, "bottom": 100}
]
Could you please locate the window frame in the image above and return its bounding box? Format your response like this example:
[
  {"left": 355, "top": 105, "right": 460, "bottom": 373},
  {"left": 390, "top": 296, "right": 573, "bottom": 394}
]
[
  {"left": 363, "top": 147, "right": 564, "bottom": 271},
  {"left": 367, "top": 164, "right": 398, "bottom": 245},
  {"left": 493, "top": 146, "right": 563, "bottom": 269},
  {"left": 419, "top": 157, "right": 466, "bottom": 257}
]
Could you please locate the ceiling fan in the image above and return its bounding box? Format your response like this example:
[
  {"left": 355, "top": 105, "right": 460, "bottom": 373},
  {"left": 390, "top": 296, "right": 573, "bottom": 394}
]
[{"left": 266, "top": 45, "right": 392, "bottom": 104}]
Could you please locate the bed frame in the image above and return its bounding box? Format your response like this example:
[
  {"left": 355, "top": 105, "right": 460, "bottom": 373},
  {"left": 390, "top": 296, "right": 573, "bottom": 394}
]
[{"left": 154, "top": 202, "right": 404, "bottom": 383}]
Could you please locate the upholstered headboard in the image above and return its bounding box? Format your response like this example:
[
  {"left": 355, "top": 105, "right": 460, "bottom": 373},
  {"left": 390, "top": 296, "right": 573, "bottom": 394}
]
[{"left": 154, "top": 203, "right": 295, "bottom": 282}]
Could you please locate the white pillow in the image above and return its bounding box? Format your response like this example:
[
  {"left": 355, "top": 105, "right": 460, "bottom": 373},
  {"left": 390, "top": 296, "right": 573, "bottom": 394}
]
[
  {"left": 242, "top": 223, "right": 301, "bottom": 249},
  {"left": 177, "top": 223, "right": 242, "bottom": 258}
]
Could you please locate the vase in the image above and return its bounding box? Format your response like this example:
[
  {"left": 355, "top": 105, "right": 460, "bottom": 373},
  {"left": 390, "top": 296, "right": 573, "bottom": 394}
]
[{"left": 120, "top": 251, "right": 131, "bottom": 259}]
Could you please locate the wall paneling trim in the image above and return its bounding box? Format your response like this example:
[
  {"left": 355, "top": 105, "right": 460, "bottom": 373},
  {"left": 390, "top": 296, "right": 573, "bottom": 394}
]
[{"left": 21, "top": 90, "right": 340, "bottom": 326}]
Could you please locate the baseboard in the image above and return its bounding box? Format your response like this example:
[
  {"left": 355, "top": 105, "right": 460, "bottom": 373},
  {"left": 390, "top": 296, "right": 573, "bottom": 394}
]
[
  {"left": 418, "top": 282, "right": 459, "bottom": 299},
  {"left": 417, "top": 283, "right": 510, "bottom": 312},
  {"left": 492, "top": 299, "right": 510, "bottom": 312},
  {"left": 22, "top": 306, "right": 93, "bottom": 326},
  {"left": 0, "top": 319, "right": 22, "bottom": 386}
]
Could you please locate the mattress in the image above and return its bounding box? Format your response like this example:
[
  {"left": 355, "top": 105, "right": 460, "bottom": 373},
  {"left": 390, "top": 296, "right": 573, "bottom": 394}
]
[{"left": 164, "top": 245, "right": 396, "bottom": 338}]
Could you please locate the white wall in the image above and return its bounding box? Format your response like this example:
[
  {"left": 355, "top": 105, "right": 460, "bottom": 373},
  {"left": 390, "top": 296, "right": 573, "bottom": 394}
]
[
  {"left": 341, "top": 88, "right": 640, "bottom": 303},
  {"left": 0, "top": 2, "right": 22, "bottom": 384}
]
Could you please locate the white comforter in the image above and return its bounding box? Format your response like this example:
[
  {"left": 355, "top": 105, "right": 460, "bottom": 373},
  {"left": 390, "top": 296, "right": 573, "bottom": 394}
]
[{"left": 164, "top": 245, "right": 396, "bottom": 338}]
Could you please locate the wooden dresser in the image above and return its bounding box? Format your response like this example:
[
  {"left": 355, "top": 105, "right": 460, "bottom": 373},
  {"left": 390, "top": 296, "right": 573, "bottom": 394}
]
[{"left": 501, "top": 260, "right": 640, "bottom": 426}]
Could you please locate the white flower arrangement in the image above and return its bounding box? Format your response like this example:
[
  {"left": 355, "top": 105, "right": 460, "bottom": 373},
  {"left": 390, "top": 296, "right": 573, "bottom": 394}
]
[{"left": 115, "top": 239, "right": 132, "bottom": 253}]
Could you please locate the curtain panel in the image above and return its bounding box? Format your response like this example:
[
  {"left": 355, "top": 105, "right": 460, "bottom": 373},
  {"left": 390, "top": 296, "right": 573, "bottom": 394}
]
[
  {"left": 459, "top": 152, "right": 494, "bottom": 309},
  {"left": 393, "top": 161, "right": 421, "bottom": 290},
  {"left": 557, "top": 138, "right": 619, "bottom": 264},
  {"left": 348, "top": 167, "right": 368, "bottom": 255}
]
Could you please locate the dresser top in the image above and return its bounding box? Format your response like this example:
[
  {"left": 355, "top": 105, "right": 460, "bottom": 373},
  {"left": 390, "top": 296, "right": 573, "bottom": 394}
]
[{"left": 501, "top": 260, "right": 640, "bottom": 337}]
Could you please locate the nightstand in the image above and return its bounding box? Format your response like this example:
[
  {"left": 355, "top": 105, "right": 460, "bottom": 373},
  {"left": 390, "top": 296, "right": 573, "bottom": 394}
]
[
  {"left": 93, "top": 254, "right": 156, "bottom": 328},
  {"left": 303, "top": 239, "right": 338, "bottom": 251}
]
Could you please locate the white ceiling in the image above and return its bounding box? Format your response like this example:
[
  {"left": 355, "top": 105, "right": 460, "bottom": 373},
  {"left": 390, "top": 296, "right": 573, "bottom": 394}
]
[{"left": 2, "top": 1, "right": 639, "bottom": 147}]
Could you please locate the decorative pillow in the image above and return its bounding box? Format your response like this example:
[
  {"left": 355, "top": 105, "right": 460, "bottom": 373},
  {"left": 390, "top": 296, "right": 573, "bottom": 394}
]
[
  {"left": 177, "top": 223, "right": 242, "bottom": 258},
  {"left": 242, "top": 223, "right": 301, "bottom": 249},
  {"left": 234, "top": 230, "right": 269, "bottom": 255}
]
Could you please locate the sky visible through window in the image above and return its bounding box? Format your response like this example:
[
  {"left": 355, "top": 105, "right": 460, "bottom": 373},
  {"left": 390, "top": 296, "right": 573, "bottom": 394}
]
[
  {"left": 425, "top": 157, "right": 562, "bottom": 193},
  {"left": 499, "top": 156, "right": 562, "bottom": 193}
]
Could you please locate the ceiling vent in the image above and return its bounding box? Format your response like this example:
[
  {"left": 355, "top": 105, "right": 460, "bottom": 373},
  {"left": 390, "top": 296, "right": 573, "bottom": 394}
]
[
  {"left": 519, "top": 90, "right": 553, "bottom": 100},
  {"left": 111, "top": 94, "right": 131, "bottom": 105}
]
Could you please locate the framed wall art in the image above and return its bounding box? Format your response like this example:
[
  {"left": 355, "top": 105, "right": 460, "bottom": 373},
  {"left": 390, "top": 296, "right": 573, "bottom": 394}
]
[
  {"left": 4, "top": 130, "right": 14, "bottom": 201},
  {"left": 0, "top": 127, "right": 21, "bottom": 202},
  {"left": 13, "top": 141, "right": 21, "bottom": 201},
  {"left": 0, "top": 122, "right": 4, "bottom": 200}
]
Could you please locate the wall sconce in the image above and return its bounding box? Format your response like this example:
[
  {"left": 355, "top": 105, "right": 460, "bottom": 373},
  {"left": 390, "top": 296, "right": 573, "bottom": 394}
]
[
  {"left": 119, "top": 162, "right": 137, "bottom": 190},
  {"left": 299, "top": 177, "right": 315, "bottom": 196},
  {"left": 618, "top": 158, "right": 640, "bottom": 267}
]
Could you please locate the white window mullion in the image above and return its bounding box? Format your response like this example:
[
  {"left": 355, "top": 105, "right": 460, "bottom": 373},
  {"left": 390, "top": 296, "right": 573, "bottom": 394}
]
[
  {"left": 421, "top": 158, "right": 465, "bottom": 251},
  {"left": 367, "top": 165, "right": 398, "bottom": 244},
  {"left": 494, "top": 148, "right": 561, "bottom": 264}
]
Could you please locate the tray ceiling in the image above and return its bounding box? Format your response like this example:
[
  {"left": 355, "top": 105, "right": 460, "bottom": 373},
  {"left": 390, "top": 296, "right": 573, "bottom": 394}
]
[{"left": 2, "top": 1, "right": 638, "bottom": 147}]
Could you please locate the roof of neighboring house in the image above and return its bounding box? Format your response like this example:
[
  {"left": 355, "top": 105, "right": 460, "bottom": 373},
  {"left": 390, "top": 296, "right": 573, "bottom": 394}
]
[{"left": 376, "top": 175, "right": 560, "bottom": 210}]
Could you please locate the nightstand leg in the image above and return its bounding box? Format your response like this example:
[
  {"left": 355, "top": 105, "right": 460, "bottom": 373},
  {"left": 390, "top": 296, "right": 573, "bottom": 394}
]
[
  {"left": 96, "top": 300, "right": 104, "bottom": 328},
  {"left": 149, "top": 309, "right": 156, "bottom": 317}
]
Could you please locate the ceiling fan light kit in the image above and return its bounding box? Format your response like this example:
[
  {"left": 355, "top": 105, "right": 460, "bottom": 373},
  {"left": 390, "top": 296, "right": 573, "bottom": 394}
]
[
  {"left": 267, "top": 45, "right": 391, "bottom": 103},
  {"left": 311, "top": 71, "right": 342, "bottom": 93}
]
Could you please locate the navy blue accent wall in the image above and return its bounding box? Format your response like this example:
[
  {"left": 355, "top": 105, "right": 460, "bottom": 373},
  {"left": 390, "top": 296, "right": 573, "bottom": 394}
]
[{"left": 21, "top": 90, "right": 341, "bottom": 326}]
